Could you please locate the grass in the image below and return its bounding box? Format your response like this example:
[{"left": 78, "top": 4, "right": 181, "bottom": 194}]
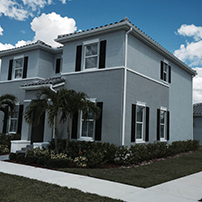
[
  {"left": 0, "top": 172, "right": 123, "bottom": 202},
  {"left": 59, "top": 148, "right": 202, "bottom": 188}
]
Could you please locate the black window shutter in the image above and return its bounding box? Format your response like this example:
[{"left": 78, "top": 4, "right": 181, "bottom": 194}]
[
  {"left": 99, "top": 40, "right": 106, "bottom": 69},
  {"left": 55, "top": 58, "right": 61, "bottom": 74},
  {"left": 95, "top": 102, "right": 103, "bottom": 141},
  {"left": 8, "top": 59, "right": 13, "bottom": 80},
  {"left": 145, "top": 107, "right": 150, "bottom": 142},
  {"left": 157, "top": 109, "right": 160, "bottom": 141},
  {"left": 2, "top": 106, "right": 8, "bottom": 133},
  {"left": 71, "top": 112, "right": 78, "bottom": 139},
  {"left": 160, "top": 61, "right": 164, "bottom": 80},
  {"left": 75, "top": 45, "right": 82, "bottom": 72},
  {"left": 167, "top": 111, "right": 170, "bottom": 140},
  {"left": 131, "top": 104, "right": 136, "bottom": 142},
  {"left": 17, "top": 105, "right": 24, "bottom": 134},
  {"left": 23, "top": 56, "right": 28, "bottom": 79},
  {"left": 168, "top": 65, "right": 171, "bottom": 83}
]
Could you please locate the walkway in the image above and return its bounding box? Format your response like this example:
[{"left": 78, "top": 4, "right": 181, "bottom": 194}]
[{"left": 0, "top": 156, "right": 201, "bottom": 202}]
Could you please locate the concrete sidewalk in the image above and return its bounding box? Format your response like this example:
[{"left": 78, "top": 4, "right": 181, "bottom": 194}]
[{"left": 0, "top": 158, "right": 202, "bottom": 202}]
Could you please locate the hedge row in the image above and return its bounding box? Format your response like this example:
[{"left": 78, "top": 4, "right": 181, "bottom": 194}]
[{"left": 9, "top": 139, "right": 200, "bottom": 168}]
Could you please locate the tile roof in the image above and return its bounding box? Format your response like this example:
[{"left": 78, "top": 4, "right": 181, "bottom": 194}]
[
  {"left": 193, "top": 103, "right": 202, "bottom": 116},
  {"left": 0, "top": 40, "right": 62, "bottom": 56},
  {"left": 21, "top": 76, "right": 65, "bottom": 87}
]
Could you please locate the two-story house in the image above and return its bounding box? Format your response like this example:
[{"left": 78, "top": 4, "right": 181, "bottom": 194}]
[{"left": 0, "top": 18, "right": 196, "bottom": 152}]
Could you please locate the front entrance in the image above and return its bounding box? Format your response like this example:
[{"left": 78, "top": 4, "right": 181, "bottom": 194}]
[{"left": 31, "top": 111, "right": 45, "bottom": 143}]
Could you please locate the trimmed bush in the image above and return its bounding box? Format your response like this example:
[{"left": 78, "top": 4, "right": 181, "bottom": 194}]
[{"left": 9, "top": 153, "right": 17, "bottom": 161}]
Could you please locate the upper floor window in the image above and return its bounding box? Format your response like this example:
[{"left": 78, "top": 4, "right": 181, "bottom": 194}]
[
  {"left": 84, "top": 43, "right": 98, "bottom": 69},
  {"left": 14, "top": 58, "right": 23, "bottom": 78},
  {"left": 8, "top": 56, "right": 28, "bottom": 80},
  {"left": 160, "top": 61, "right": 171, "bottom": 83},
  {"left": 75, "top": 40, "right": 106, "bottom": 72},
  {"left": 55, "top": 58, "right": 61, "bottom": 74}
]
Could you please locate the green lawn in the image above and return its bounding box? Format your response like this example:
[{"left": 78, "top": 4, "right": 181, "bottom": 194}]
[
  {"left": 0, "top": 172, "right": 123, "bottom": 202},
  {"left": 59, "top": 148, "right": 202, "bottom": 188}
]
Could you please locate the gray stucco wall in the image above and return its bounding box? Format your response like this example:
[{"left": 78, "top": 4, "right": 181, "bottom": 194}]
[
  {"left": 169, "top": 62, "right": 193, "bottom": 142},
  {"left": 193, "top": 116, "right": 202, "bottom": 145},
  {"left": 61, "top": 68, "right": 124, "bottom": 145},
  {"left": 125, "top": 70, "right": 169, "bottom": 146}
]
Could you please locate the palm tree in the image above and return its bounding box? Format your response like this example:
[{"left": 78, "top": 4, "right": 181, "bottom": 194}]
[
  {"left": 59, "top": 89, "right": 100, "bottom": 151},
  {"left": 0, "top": 94, "right": 17, "bottom": 133},
  {"left": 24, "top": 86, "right": 63, "bottom": 154}
]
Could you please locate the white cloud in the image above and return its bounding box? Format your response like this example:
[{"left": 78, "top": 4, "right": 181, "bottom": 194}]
[
  {"left": 31, "top": 12, "right": 77, "bottom": 47},
  {"left": 174, "top": 24, "right": 202, "bottom": 67},
  {"left": 177, "top": 24, "right": 202, "bottom": 41},
  {"left": 193, "top": 67, "right": 202, "bottom": 103},
  {"left": 0, "top": 0, "right": 52, "bottom": 21},
  {"left": 0, "top": 42, "right": 14, "bottom": 51},
  {"left": 0, "top": 25, "right": 3, "bottom": 35}
]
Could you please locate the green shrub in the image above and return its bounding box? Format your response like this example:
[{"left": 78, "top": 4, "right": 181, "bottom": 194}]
[
  {"left": 114, "top": 146, "right": 130, "bottom": 165},
  {"left": 16, "top": 153, "right": 26, "bottom": 163},
  {"left": 9, "top": 153, "right": 17, "bottom": 161},
  {"left": 74, "top": 156, "right": 88, "bottom": 168},
  {"left": 0, "top": 144, "right": 9, "bottom": 155},
  {"left": 47, "top": 158, "right": 72, "bottom": 168}
]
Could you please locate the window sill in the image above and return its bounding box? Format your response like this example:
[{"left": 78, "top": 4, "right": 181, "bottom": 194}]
[
  {"left": 77, "top": 138, "right": 94, "bottom": 142},
  {"left": 160, "top": 138, "right": 167, "bottom": 142},
  {"left": 136, "top": 139, "right": 145, "bottom": 144}
]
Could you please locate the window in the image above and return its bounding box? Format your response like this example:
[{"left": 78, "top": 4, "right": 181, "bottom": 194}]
[
  {"left": 9, "top": 106, "right": 18, "bottom": 133},
  {"left": 55, "top": 58, "right": 61, "bottom": 74},
  {"left": 75, "top": 40, "right": 106, "bottom": 72},
  {"left": 84, "top": 43, "right": 98, "bottom": 69},
  {"left": 131, "top": 103, "right": 149, "bottom": 143},
  {"left": 157, "top": 108, "right": 170, "bottom": 141},
  {"left": 160, "top": 110, "right": 166, "bottom": 139},
  {"left": 80, "top": 108, "right": 95, "bottom": 138},
  {"left": 8, "top": 56, "right": 28, "bottom": 80},
  {"left": 136, "top": 106, "right": 144, "bottom": 140},
  {"left": 160, "top": 61, "right": 171, "bottom": 83},
  {"left": 14, "top": 58, "right": 23, "bottom": 79}
]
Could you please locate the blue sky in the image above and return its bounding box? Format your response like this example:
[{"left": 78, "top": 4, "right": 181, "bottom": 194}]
[{"left": 1, "top": 0, "right": 202, "bottom": 102}]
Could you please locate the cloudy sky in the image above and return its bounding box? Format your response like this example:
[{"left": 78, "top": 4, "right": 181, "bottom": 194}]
[{"left": 0, "top": 0, "right": 202, "bottom": 103}]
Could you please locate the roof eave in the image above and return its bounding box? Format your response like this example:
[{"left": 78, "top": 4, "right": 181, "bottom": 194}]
[{"left": 0, "top": 43, "right": 63, "bottom": 58}]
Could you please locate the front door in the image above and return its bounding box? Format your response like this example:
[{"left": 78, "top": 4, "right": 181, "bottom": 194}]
[{"left": 31, "top": 111, "right": 45, "bottom": 143}]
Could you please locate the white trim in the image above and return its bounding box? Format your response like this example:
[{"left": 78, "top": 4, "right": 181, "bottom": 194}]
[
  {"left": 136, "top": 101, "right": 146, "bottom": 107},
  {"left": 0, "top": 77, "right": 44, "bottom": 84},
  {"left": 24, "top": 100, "right": 32, "bottom": 103},
  {"left": 136, "top": 139, "right": 145, "bottom": 144},
  {"left": 14, "top": 55, "right": 24, "bottom": 60},
  {"left": 160, "top": 106, "right": 167, "bottom": 111},
  {"left": 127, "top": 68, "right": 169, "bottom": 88},
  {"left": 61, "top": 66, "right": 124, "bottom": 76},
  {"left": 83, "top": 38, "right": 99, "bottom": 45}
]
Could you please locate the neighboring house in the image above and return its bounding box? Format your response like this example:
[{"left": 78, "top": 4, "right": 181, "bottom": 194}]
[
  {"left": 193, "top": 103, "right": 202, "bottom": 146},
  {"left": 0, "top": 17, "right": 196, "bottom": 152}
]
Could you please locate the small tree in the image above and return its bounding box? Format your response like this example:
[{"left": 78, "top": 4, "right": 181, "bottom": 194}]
[
  {"left": 59, "top": 89, "right": 100, "bottom": 151},
  {"left": 24, "top": 87, "right": 65, "bottom": 154},
  {"left": 0, "top": 94, "right": 17, "bottom": 133}
]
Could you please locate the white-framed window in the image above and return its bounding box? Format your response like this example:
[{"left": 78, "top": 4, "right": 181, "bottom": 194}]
[
  {"left": 135, "top": 101, "right": 147, "bottom": 143},
  {"left": 9, "top": 106, "right": 18, "bottom": 133},
  {"left": 79, "top": 98, "right": 96, "bottom": 141},
  {"left": 161, "top": 61, "right": 171, "bottom": 83},
  {"left": 14, "top": 57, "right": 24, "bottom": 79},
  {"left": 160, "top": 110, "right": 166, "bottom": 140},
  {"left": 83, "top": 39, "right": 99, "bottom": 70}
]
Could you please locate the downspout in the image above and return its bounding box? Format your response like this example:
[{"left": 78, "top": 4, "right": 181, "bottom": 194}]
[
  {"left": 122, "top": 27, "right": 133, "bottom": 146},
  {"left": 49, "top": 84, "right": 57, "bottom": 139}
]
